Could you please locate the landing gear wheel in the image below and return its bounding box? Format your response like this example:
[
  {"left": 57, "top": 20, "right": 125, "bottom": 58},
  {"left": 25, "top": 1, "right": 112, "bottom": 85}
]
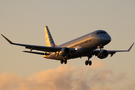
[
  {"left": 64, "top": 60, "right": 67, "bottom": 64},
  {"left": 85, "top": 60, "right": 89, "bottom": 65},
  {"left": 60, "top": 60, "right": 64, "bottom": 64},
  {"left": 85, "top": 60, "right": 92, "bottom": 66},
  {"left": 60, "top": 58, "right": 67, "bottom": 64},
  {"left": 88, "top": 61, "right": 92, "bottom": 66}
]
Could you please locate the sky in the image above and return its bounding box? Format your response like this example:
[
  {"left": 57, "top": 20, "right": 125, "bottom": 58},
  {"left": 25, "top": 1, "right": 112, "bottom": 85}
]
[{"left": 0, "top": 0, "right": 135, "bottom": 90}]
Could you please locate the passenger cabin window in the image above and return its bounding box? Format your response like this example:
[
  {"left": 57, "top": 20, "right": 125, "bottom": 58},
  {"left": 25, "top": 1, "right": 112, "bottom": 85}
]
[{"left": 96, "top": 31, "right": 106, "bottom": 34}]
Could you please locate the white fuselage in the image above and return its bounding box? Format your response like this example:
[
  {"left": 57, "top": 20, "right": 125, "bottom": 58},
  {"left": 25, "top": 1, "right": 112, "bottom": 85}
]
[{"left": 44, "top": 30, "right": 111, "bottom": 60}]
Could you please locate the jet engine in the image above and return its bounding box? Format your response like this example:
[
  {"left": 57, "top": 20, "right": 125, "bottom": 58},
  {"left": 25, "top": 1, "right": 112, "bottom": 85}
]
[
  {"left": 97, "top": 50, "right": 108, "bottom": 59},
  {"left": 59, "top": 47, "right": 71, "bottom": 56}
]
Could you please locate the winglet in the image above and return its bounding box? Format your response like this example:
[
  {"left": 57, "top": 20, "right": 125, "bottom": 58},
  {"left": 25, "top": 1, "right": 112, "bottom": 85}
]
[
  {"left": 128, "top": 43, "right": 134, "bottom": 51},
  {"left": 1, "top": 34, "right": 14, "bottom": 44}
]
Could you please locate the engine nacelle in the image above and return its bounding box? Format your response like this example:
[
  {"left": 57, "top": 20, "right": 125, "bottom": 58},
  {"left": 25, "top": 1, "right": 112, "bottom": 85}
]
[
  {"left": 59, "top": 47, "right": 71, "bottom": 56},
  {"left": 97, "top": 50, "right": 108, "bottom": 59}
]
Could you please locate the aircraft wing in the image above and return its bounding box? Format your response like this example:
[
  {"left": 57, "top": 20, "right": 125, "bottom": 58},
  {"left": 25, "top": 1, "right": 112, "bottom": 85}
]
[
  {"left": 92, "top": 43, "right": 134, "bottom": 57},
  {"left": 1, "top": 34, "right": 61, "bottom": 52}
]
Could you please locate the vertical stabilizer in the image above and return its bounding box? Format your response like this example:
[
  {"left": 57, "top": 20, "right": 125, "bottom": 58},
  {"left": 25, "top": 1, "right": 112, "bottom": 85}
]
[{"left": 44, "top": 26, "right": 55, "bottom": 47}]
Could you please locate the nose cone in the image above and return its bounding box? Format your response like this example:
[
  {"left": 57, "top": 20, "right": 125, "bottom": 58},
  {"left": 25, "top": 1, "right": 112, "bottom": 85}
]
[
  {"left": 103, "top": 34, "right": 111, "bottom": 44},
  {"left": 98, "top": 33, "right": 111, "bottom": 45},
  {"left": 106, "top": 34, "right": 111, "bottom": 42},
  {"left": 95, "top": 30, "right": 111, "bottom": 45}
]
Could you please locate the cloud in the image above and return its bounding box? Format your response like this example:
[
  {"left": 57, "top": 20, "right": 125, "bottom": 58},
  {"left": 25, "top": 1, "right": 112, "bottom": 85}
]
[
  {"left": 25, "top": 65, "right": 76, "bottom": 90},
  {"left": 91, "top": 60, "right": 105, "bottom": 69},
  {"left": 0, "top": 61, "right": 134, "bottom": 90},
  {"left": 0, "top": 66, "right": 76, "bottom": 90},
  {"left": 0, "top": 72, "right": 22, "bottom": 90}
]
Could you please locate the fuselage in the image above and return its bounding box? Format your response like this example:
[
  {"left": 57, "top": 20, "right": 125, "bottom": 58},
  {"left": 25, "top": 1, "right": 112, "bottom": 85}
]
[{"left": 44, "top": 30, "right": 111, "bottom": 60}]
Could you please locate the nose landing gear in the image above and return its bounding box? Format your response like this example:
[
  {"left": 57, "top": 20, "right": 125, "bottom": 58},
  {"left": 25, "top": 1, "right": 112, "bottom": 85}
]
[{"left": 98, "top": 44, "right": 104, "bottom": 51}]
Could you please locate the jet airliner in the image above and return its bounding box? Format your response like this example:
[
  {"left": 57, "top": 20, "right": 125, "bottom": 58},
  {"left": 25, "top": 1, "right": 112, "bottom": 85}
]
[{"left": 1, "top": 26, "right": 134, "bottom": 66}]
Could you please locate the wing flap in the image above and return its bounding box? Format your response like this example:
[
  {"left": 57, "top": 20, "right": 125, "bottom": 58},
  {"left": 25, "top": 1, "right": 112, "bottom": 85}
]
[
  {"left": 23, "top": 51, "right": 45, "bottom": 55},
  {"left": 25, "top": 45, "right": 61, "bottom": 52}
]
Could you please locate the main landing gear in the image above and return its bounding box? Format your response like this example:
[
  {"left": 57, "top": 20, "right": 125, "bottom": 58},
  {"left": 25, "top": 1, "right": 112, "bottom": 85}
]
[
  {"left": 85, "top": 45, "right": 104, "bottom": 66},
  {"left": 85, "top": 55, "right": 92, "bottom": 66},
  {"left": 85, "top": 60, "right": 92, "bottom": 66},
  {"left": 60, "top": 58, "right": 67, "bottom": 64}
]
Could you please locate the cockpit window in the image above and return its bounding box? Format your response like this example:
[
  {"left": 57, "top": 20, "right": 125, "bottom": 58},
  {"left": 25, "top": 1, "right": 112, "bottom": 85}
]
[
  {"left": 96, "top": 31, "right": 107, "bottom": 34},
  {"left": 96, "top": 32, "right": 99, "bottom": 34}
]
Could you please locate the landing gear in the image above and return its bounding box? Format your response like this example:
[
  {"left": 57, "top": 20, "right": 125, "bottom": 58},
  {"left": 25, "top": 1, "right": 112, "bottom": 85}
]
[
  {"left": 85, "top": 55, "right": 92, "bottom": 66},
  {"left": 85, "top": 60, "right": 92, "bottom": 66},
  {"left": 64, "top": 60, "right": 67, "bottom": 64},
  {"left": 98, "top": 44, "right": 104, "bottom": 51},
  {"left": 60, "top": 58, "right": 67, "bottom": 64},
  {"left": 85, "top": 60, "right": 89, "bottom": 65},
  {"left": 60, "top": 59, "right": 64, "bottom": 64}
]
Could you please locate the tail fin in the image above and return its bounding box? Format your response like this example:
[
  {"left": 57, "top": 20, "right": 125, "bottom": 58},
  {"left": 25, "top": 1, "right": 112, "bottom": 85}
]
[{"left": 44, "top": 26, "right": 56, "bottom": 47}]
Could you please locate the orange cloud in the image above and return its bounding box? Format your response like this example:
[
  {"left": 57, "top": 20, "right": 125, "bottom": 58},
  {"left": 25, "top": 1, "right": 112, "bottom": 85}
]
[
  {"left": 0, "top": 64, "right": 134, "bottom": 90},
  {"left": 91, "top": 60, "right": 105, "bottom": 69},
  {"left": 23, "top": 65, "right": 76, "bottom": 90},
  {"left": 0, "top": 66, "right": 76, "bottom": 90},
  {"left": 0, "top": 72, "right": 22, "bottom": 90}
]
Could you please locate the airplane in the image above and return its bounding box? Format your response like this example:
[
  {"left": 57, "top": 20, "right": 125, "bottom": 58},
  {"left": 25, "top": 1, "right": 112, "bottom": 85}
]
[{"left": 1, "top": 26, "right": 134, "bottom": 66}]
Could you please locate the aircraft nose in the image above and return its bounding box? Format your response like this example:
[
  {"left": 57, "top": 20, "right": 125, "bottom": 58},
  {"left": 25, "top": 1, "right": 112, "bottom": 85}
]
[
  {"left": 100, "top": 34, "right": 111, "bottom": 45},
  {"left": 105, "top": 34, "right": 111, "bottom": 43}
]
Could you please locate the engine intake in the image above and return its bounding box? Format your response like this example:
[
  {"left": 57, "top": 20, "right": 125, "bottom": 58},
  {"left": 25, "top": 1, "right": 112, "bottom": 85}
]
[
  {"left": 97, "top": 50, "right": 108, "bottom": 59},
  {"left": 60, "top": 47, "right": 71, "bottom": 56}
]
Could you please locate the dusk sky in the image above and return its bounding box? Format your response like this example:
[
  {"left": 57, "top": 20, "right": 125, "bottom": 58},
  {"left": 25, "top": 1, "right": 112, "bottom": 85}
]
[{"left": 0, "top": 0, "right": 135, "bottom": 90}]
